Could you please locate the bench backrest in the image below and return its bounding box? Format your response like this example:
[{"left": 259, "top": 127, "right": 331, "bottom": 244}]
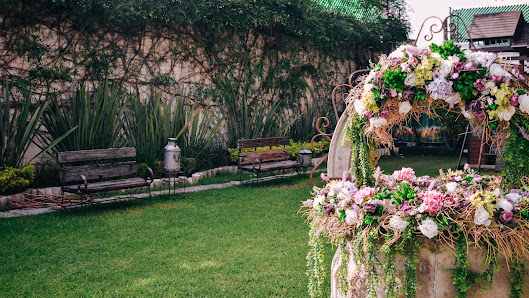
[
  {"left": 57, "top": 147, "right": 138, "bottom": 184},
  {"left": 237, "top": 137, "right": 290, "bottom": 165}
]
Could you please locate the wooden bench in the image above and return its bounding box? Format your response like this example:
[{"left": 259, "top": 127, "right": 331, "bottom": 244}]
[
  {"left": 57, "top": 147, "right": 153, "bottom": 207},
  {"left": 237, "top": 137, "right": 301, "bottom": 180}
]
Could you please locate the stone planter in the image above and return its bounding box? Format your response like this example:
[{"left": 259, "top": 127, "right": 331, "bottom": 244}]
[{"left": 331, "top": 238, "right": 526, "bottom": 297}]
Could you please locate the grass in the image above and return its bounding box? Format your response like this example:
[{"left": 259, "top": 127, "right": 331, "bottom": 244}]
[
  {"left": 377, "top": 154, "right": 462, "bottom": 177},
  {"left": 0, "top": 175, "right": 335, "bottom": 297}
]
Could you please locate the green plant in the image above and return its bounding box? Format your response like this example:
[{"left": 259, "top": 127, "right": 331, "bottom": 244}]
[
  {"left": 124, "top": 90, "right": 187, "bottom": 168},
  {"left": 39, "top": 80, "right": 126, "bottom": 151},
  {"left": 502, "top": 114, "right": 529, "bottom": 190},
  {"left": 227, "top": 139, "right": 330, "bottom": 164},
  {"left": 0, "top": 164, "right": 34, "bottom": 194},
  {"left": 0, "top": 80, "right": 73, "bottom": 168}
]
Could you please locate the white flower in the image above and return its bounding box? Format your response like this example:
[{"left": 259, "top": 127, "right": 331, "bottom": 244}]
[
  {"left": 430, "top": 52, "right": 442, "bottom": 59},
  {"left": 460, "top": 106, "right": 473, "bottom": 119},
  {"left": 365, "top": 70, "right": 376, "bottom": 84},
  {"left": 468, "top": 51, "right": 497, "bottom": 66},
  {"left": 354, "top": 99, "right": 367, "bottom": 116},
  {"left": 313, "top": 195, "right": 324, "bottom": 209},
  {"left": 446, "top": 182, "right": 458, "bottom": 193},
  {"left": 364, "top": 83, "right": 374, "bottom": 92},
  {"left": 399, "top": 101, "right": 412, "bottom": 114},
  {"left": 418, "top": 219, "right": 439, "bottom": 239},
  {"left": 369, "top": 117, "right": 388, "bottom": 128},
  {"left": 439, "top": 59, "right": 453, "bottom": 77},
  {"left": 506, "top": 193, "right": 522, "bottom": 204},
  {"left": 488, "top": 63, "right": 511, "bottom": 78},
  {"left": 400, "top": 62, "right": 411, "bottom": 73},
  {"left": 474, "top": 207, "right": 492, "bottom": 226},
  {"left": 345, "top": 209, "right": 359, "bottom": 225},
  {"left": 519, "top": 94, "right": 529, "bottom": 114},
  {"left": 389, "top": 215, "right": 409, "bottom": 231},
  {"left": 388, "top": 45, "right": 406, "bottom": 59},
  {"left": 404, "top": 72, "right": 417, "bottom": 86},
  {"left": 497, "top": 105, "right": 516, "bottom": 121},
  {"left": 496, "top": 198, "right": 513, "bottom": 212}
]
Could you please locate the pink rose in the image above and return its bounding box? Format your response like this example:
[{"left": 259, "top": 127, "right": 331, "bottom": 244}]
[
  {"left": 354, "top": 187, "right": 376, "bottom": 204},
  {"left": 511, "top": 94, "right": 519, "bottom": 107},
  {"left": 380, "top": 109, "right": 390, "bottom": 118},
  {"left": 500, "top": 210, "right": 513, "bottom": 223},
  {"left": 375, "top": 71, "right": 385, "bottom": 79},
  {"left": 391, "top": 57, "right": 401, "bottom": 66},
  {"left": 451, "top": 72, "right": 459, "bottom": 79},
  {"left": 490, "top": 75, "right": 502, "bottom": 83},
  {"left": 475, "top": 110, "right": 486, "bottom": 121},
  {"left": 418, "top": 190, "right": 446, "bottom": 216},
  {"left": 363, "top": 111, "right": 373, "bottom": 119},
  {"left": 455, "top": 62, "right": 465, "bottom": 71},
  {"left": 392, "top": 167, "right": 416, "bottom": 182}
]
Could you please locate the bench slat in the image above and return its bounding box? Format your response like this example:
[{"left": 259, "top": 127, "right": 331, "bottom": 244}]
[
  {"left": 63, "top": 178, "right": 149, "bottom": 194},
  {"left": 57, "top": 147, "right": 136, "bottom": 164},
  {"left": 239, "top": 160, "right": 300, "bottom": 172},
  {"left": 238, "top": 137, "right": 289, "bottom": 149},
  {"left": 59, "top": 161, "right": 138, "bottom": 183},
  {"left": 239, "top": 148, "right": 290, "bottom": 165}
]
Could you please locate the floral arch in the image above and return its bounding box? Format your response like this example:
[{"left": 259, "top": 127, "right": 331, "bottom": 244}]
[{"left": 304, "top": 16, "right": 529, "bottom": 298}]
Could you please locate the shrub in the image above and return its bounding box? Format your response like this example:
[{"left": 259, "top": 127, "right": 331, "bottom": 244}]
[
  {"left": 0, "top": 164, "right": 34, "bottom": 194},
  {"left": 227, "top": 139, "right": 330, "bottom": 164}
]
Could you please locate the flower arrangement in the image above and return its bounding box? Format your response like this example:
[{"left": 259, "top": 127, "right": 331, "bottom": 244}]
[
  {"left": 348, "top": 41, "right": 529, "bottom": 148},
  {"left": 303, "top": 166, "right": 529, "bottom": 297}
]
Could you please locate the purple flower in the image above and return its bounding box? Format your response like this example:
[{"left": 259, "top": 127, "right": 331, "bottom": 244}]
[
  {"left": 320, "top": 173, "right": 330, "bottom": 182},
  {"left": 523, "top": 191, "right": 529, "bottom": 197},
  {"left": 473, "top": 79, "right": 486, "bottom": 91},
  {"left": 381, "top": 87, "right": 395, "bottom": 98},
  {"left": 511, "top": 94, "right": 519, "bottom": 107},
  {"left": 406, "top": 46, "right": 419, "bottom": 56},
  {"left": 363, "top": 200, "right": 383, "bottom": 214},
  {"left": 380, "top": 109, "right": 390, "bottom": 118},
  {"left": 475, "top": 110, "right": 486, "bottom": 121},
  {"left": 511, "top": 189, "right": 521, "bottom": 194},
  {"left": 459, "top": 200, "right": 471, "bottom": 208},
  {"left": 469, "top": 100, "right": 481, "bottom": 113},
  {"left": 399, "top": 201, "right": 416, "bottom": 217},
  {"left": 451, "top": 72, "right": 460, "bottom": 79},
  {"left": 403, "top": 90, "right": 415, "bottom": 101},
  {"left": 363, "top": 111, "right": 373, "bottom": 119},
  {"left": 322, "top": 204, "right": 334, "bottom": 214},
  {"left": 408, "top": 56, "right": 419, "bottom": 67},
  {"left": 499, "top": 210, "right": 513, "bottom": 223},
  {"left": 302, "top": 200, "right": 314, "bottom": 207},
  {"left": 391, "top": 57, "right": 401, "bottom": 66},
  {"left": 420, "top": 49, "right": 429, "bottom": 56},
  {"left": 517, "top": 73, "right": 525, "bottom": 80},
  {"left": 464, "top": 62, "right": 475, "bottom": 70}
]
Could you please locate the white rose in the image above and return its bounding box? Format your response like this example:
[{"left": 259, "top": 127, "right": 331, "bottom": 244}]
[
  {"left": 369, "top": 117, "right": 388, "bottom": 128},
  {"left": 506, "top": 193, "right": 522, "bottom": 204},
  {"left": 388, "top": 45, "right": 406, "bottom": 59},
  {"left": 399, "top": 101, "right": 412, "bottom": 114},
  {"left": 488, "top": 63, "right": 511, "bottom": 77},
  {"left": 439, "top": 59, "right": 453, "bottom": 77},
  {"left": 446, "top": 182, "right": 458, "bottom": 193},
  {"left": 496, "top": 198, "right": 513, "bottom": 212},
  {"left": 345, "top": 209, "right": 359, "bottom": 225},
  {"left": 389, "top": 215, "right": 409, "bottom": 231},
  {"left": 497, "top": 105, "right": 516, "bottom": 121},
  {"left": 404, "top": 72, "right": 417, "bottom": 86},
  {"left": 418, "top": 219, "right": 439, "bottom": 239},
  {"left": 519, "top": 94, "right": 529, "bottom": 114},
  {"left": 354, "top": 99, "right": 367, "bottom": 116},
  {"left": 313, "top": 195, "right": 324, "bottom": 209},
  {"left": 474, "top": 207, "right": 492, "bottom": 226}
]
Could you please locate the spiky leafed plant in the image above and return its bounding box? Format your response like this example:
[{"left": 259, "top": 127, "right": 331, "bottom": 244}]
[
  {"left": 0, "top": 80, "right": 75, "bottom": 168},
  {"left": 39, "top": 80, "right": 126, "bottom": 152}
]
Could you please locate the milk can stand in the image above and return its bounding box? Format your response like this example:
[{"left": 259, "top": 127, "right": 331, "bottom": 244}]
[{"left": 164, "top": 138, "right": 181, "bottom": 172}]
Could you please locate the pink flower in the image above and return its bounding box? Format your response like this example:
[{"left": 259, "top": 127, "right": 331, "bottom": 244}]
[
  {"left": 375, "top": 71, "right": 385, "bottom": 79},
  {"left": 354, "top": 187, "right": 376, "bottom": 204},
  {"left": 420, "top": 49, "right": 429, "bottom": 56},
  {"left": 391, "top": 57, "right": 401, "bottom": 66},
  {"left": 418, "top": 190, "right": 446, "bottom": 216},
  {"left": 451, "top": 72, "right": 459, "bottom": 79},
  {"left": 455, "top": 62, "right": 465, "bottom": 71},
  {"left": 475, "top": 110, "right": 486, "bottom": 121},
  {"left": 392, "top": 167, "right": 416, "bottom": 182},
  {"left": 380, "top": 109, "right": 390, "bottom": 118},
  {"left": 473, "top": 79, "right": 486, "bottom": 91},
  {"left": 408, "top": 56, "right": 419, "bottom": 67},
  {"left": 490, "top": 75, "right": 502, "bottom": 83},
  {"left": 499, "top": 210, "right": 513, "bottom": 223},
  {"left": 444, "top": 197, "right": 457, "bottom": 206},
  {"left": 363, "top": 111, "right": 373, "bottom": 119},
  {"left": 511, "top": 94, "right": 519, "bottom": 107},
  {"left": 464, "top": 62, "right": 475, "bottom": 70}
]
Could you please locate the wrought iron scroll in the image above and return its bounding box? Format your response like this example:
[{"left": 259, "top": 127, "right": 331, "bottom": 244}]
[
  {"left": 309, "top": 69, "right": 371, "bottom": 186},
  {"left": 414, "top": 15, "right": 476, "bottom": 50}
]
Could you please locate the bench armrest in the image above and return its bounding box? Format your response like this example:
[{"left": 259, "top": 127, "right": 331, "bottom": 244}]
[
  {"left": 78, "top": 175, "right": 88, "bottom": 192},
  {"left": 146, "top": 167, "right": 154, "bottom": 184}
]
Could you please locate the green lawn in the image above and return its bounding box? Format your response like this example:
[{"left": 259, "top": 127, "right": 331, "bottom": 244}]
[
  {"left": 0, "top": 176, "right": 334, "bottom": 297},
  {"left": 377, "top": 154, "right": 461, "bottom": 177}
]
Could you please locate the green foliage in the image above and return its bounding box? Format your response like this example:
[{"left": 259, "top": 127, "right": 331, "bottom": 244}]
[
  {"left": 337, "top": 239, "right": 349, "bottom": 296},
  {"left": 0, "top": 164, "right": 34, "bottom": 194},
  {"left": 453, "top": 71, "right": 483, "bottom": 103},
  {"left": 227, "top": 139, "right": 330, "bottom": 164},
  {"left": 391, "top": 182, "right": 418, "bottom": 205},
  {"left": 0, "top": 81, "right": 71, "bottom": 168},
  {"left": 307, "top": 217, "right": 327, "bottom": 297},
  {"left": 381, "top": 69, "right": 407, "bottom": 92},
  {"left": 430, "top": 40, "right": 465, "bottom": 61},
  {"left": 502, "top": 114, "right": 529, "bottom": 190},
  {"left": 39, "top": 80, "right": 126, "bottom": 152},
  {"left": 383, "top": 231, "right": 398, "bottom": 298},
  {"left": 510, "top": 260, "right": 526, "bottom": 298},
  {"left": 344, "top": 115, "right": 375, "bottom": 186},
  {"left": 124, "top": 90, "right": 186, "bottom": 169}
]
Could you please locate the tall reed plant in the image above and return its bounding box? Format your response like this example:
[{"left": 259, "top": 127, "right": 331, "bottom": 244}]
[
  {"left": 124, "top": 90, "right": 186, "bottom": 168},
  {"left": 1, "top": 81, "right": 74, "bottom": 168},
  {"left": 39, "top": 80, "right": 126, "bottom": 152}
]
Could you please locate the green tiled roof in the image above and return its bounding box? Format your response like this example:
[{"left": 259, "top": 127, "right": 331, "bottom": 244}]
[
  {"left": 451, "top": 4, "right": 529, "bottom": 42},
  {"left": 314, "top": 0, "right": 376, "bottom": 20}
]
